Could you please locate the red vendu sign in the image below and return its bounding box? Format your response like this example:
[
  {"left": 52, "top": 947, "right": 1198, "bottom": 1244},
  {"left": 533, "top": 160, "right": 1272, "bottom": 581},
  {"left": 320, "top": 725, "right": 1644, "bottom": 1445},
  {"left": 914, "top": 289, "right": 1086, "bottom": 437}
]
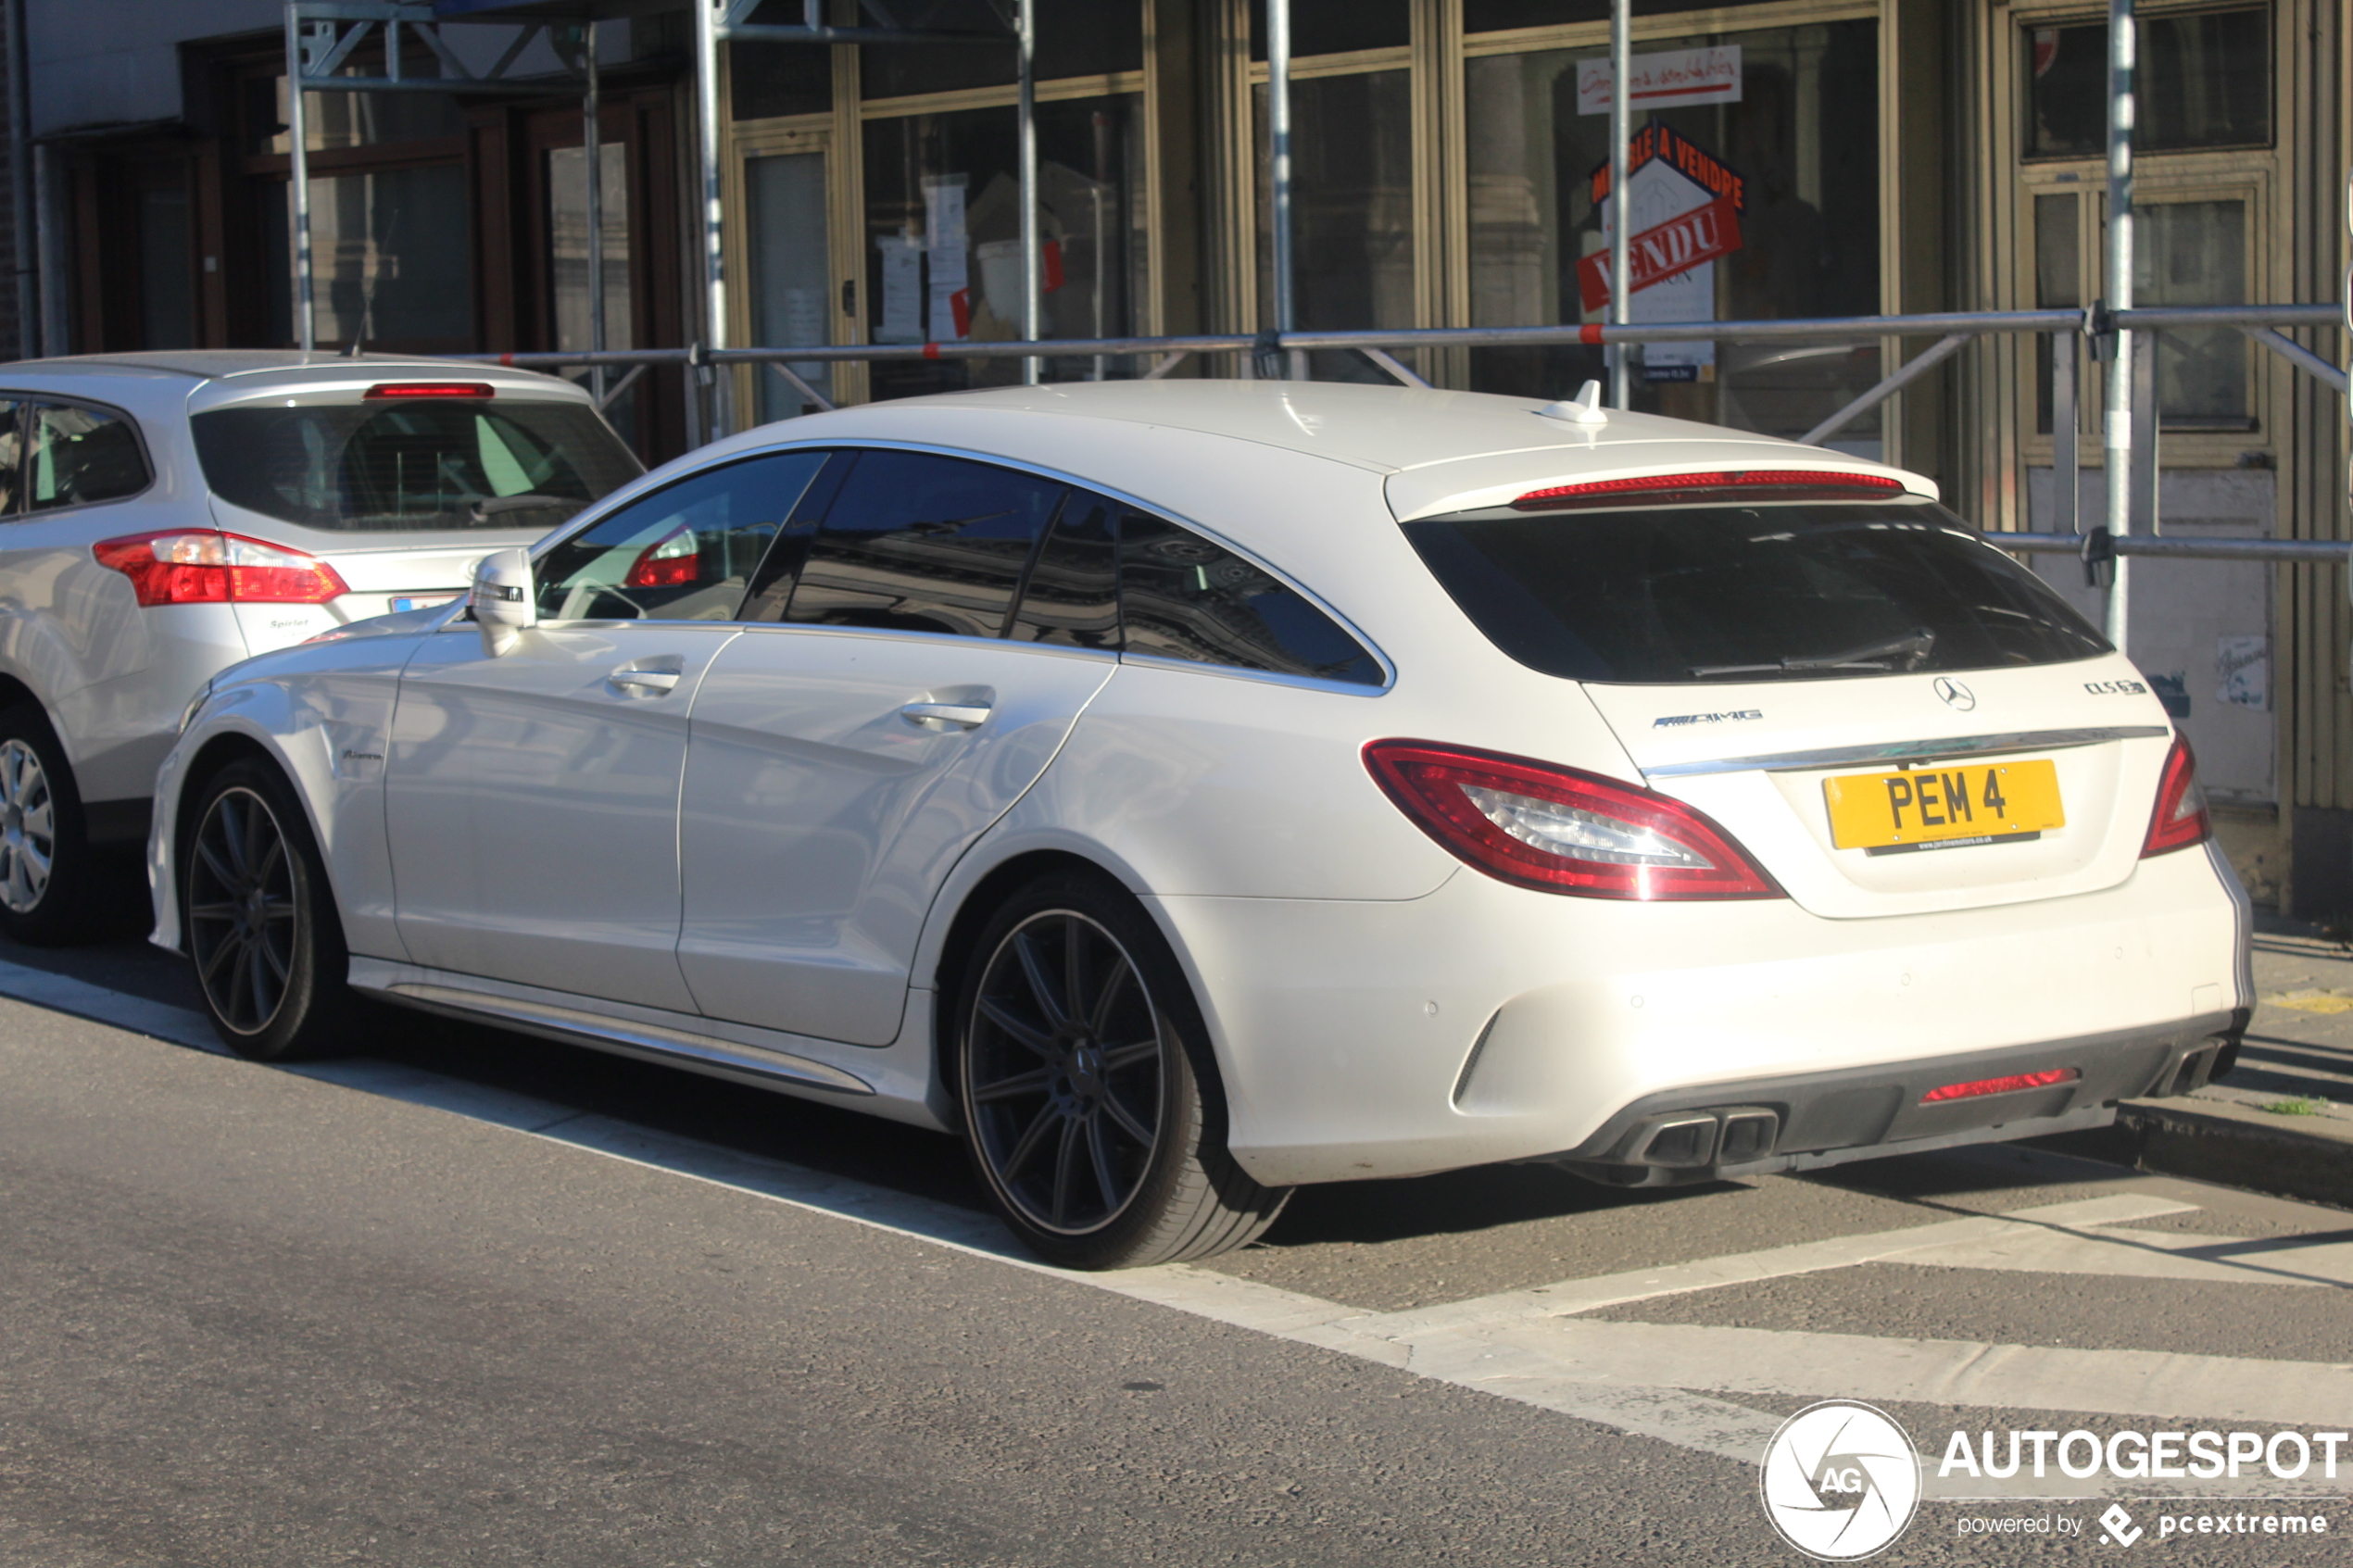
[{"left": 1575, "top": 194, "right": 1743, "bottom": 313}]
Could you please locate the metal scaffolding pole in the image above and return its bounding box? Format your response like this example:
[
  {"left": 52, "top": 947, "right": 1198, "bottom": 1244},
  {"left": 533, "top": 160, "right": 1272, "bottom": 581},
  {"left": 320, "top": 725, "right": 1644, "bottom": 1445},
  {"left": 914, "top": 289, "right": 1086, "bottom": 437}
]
[
  {"left": 1607, "top": 0, "right": 1630, "bottom": 408},
  {"left": 2102, "top": 0, "right": 2135, "bottom": 651},
  {"left": 286, "top": 6, "right": 315, "bottom": 352},
  {"left": 1267, "top": 0, "right": 1296, "bottom": 379},
  {"left": 584, "top": 22, "right": 606, "bottom": 402},
  {"left": 7, "top": 0, "right": 35, "bottom": 356},
  {"left": 694, "top": 0, "right": 729, "bottom": 435},
  {"left": 1018, "top": 0, "right": 1040, "bottom": 385}
]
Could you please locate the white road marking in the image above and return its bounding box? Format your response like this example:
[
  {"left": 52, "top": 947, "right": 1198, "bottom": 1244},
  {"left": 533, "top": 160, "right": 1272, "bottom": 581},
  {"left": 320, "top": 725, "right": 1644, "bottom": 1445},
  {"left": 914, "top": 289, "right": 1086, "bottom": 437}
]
[
  {"left": 7, "top": 966, "right": 2351, "bottom": 1502},
  {"left": 1372, "top": 1194, "right": 2201, "bottom": 1336},
  {"left": 1894, "top": 1223, "right": 2353, "bottom": 1288}
]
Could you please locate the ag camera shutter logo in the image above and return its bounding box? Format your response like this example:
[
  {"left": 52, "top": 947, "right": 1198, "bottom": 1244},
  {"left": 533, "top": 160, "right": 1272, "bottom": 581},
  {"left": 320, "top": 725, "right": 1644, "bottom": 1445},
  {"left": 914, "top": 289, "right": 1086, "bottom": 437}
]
[{"left": 1759, "top": 1400, "right": 1922, "bottom": 1559}]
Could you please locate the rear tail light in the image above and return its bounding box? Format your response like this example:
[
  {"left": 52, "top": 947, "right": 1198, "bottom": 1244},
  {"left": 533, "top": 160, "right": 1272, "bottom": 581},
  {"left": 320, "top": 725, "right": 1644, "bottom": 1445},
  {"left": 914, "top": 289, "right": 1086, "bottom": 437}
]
[
  {"left": 1363, "top": 739, "right": 1782, "bottom": 900},
  {"left": 363, "top": 382, "right": 495, "bottom": 399},
  {"left": 1920, "top": 1068, "right": 2080, "bottom": 1104},
  {"left": 94, "top": 530, "right": 350, "bottom": 608},
  {"left": 2140, "top": 734, "right": 2210, "bottom": 858},
  {"left": 1512, "top": 469, "right": 1907, "bottom": 512},
  {"left": 624, "top": 526, "right": 698, "bottom": 589}
]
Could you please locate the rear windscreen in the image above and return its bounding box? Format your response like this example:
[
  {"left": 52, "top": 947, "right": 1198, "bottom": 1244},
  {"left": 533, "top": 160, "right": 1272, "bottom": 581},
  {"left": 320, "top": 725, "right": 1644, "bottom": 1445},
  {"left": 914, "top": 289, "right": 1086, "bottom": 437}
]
[
  {"left": 192, "top": 399, "right": 643, "bottom": 533},
  {"left": 1403, "top": 502, "right": 2108, "bottom": 684}
]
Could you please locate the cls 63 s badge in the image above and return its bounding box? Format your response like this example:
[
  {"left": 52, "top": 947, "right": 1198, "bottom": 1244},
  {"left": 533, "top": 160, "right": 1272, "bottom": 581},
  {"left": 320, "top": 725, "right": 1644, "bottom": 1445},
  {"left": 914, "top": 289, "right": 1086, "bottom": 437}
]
[
  {"left": 2084, "top": 679, "right": 2149, "bottom": 696},
  {"left": 1759, "top": 1400, "right": 1921, "bottom": 1560}
]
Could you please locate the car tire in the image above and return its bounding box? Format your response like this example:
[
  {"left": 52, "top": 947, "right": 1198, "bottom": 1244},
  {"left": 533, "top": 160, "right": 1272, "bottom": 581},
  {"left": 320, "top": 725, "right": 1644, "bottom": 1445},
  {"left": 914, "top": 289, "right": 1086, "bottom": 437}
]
[
  {"left": 182, "top": 759, "right": 365, "bottom": 1060},
  {"left": 0, "top": 701, "right": 113, "bottom": 947},
  {"left": 951, "top": 870, "right": 1291, "bottom": 1270}
]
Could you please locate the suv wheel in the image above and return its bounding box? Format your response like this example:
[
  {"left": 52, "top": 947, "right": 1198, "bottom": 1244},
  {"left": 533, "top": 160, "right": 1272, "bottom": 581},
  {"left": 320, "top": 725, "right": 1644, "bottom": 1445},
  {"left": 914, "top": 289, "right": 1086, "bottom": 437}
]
[
  {"left": 183, "top": 759, "right": 364, "bottom": 1060},
  {"left": 952, "top": 871, "right": 1291, "bottom": 1269},
  {"left": 0, "top": 703, "right": 104, "bottom": 947}
]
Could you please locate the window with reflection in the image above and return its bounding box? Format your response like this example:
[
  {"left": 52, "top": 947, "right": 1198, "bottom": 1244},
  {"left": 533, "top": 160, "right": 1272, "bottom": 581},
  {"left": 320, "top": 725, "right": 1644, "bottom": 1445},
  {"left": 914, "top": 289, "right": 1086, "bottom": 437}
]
[
  {"left": 2025, "top": 9, "right": 2269, "bottom": 160},
  {"left": 1464, "top": 21, "right": 1881, "bottom": 448}
]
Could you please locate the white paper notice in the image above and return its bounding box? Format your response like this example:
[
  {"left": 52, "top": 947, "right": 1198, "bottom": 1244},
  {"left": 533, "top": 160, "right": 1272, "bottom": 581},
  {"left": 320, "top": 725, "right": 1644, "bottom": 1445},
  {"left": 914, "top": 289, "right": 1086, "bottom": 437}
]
[
  {"left": 923, "top": 174, "right": 970, "bottom": 341},
  {"left": 1577, "top": 46, "right": 1742, "bottom": 115},
  {"left": 1598, "top": 157, "right": 1717, "bottom": 379},
  {"left": 2217, "top": 634, "right": 2270, "bottom": 709},
  {"left": 875, "top": 235, "right": 924, "bottom": 344}
]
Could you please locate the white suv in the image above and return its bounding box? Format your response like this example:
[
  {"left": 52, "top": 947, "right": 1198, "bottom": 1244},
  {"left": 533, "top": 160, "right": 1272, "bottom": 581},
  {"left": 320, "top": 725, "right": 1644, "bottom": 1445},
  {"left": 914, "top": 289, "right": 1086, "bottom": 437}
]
[{"left": 0, "top": 351, "right": 641, "bottom": 944}]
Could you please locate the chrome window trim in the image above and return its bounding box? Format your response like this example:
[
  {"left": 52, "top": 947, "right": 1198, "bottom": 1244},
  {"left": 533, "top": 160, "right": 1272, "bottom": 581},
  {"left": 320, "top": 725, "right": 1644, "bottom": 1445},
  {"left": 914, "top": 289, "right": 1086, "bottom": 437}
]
[
  {"left": 608, "top": 434, "right": 1397, "bottom": 690},
  {"left": 1640, "top": 725, "right": 2173, "bottom": 779}
]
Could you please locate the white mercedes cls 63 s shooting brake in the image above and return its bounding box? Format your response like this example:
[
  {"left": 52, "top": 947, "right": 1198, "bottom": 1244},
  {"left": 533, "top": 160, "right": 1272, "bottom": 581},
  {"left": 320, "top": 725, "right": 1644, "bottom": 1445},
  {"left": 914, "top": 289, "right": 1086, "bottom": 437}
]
[{"left": 151, "top": 380, "right": 2249, "bottom": 1269}]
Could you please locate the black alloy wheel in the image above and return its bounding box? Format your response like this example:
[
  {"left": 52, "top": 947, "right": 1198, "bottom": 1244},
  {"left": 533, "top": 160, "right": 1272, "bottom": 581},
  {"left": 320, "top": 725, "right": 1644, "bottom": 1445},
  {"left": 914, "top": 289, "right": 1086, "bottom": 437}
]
[
  {"left": 955, "top": 872, "right": 1290, "bottom": 1269},
  {"left": 182, "top": 759, "right": 362, "bottom": 1060},
  {"left": 966, "top": 908, "right": 1166, "bottom": 1235},
  {"left": 187, "top": 784, "right": 298, "bottom": 1035}
]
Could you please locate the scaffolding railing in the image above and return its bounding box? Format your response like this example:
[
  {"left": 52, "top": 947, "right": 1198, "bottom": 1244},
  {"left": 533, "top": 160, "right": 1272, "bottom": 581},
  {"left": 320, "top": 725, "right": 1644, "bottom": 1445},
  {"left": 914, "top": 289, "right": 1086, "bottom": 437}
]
[{"left": 442, "top": 297, "right": 2352, "bottom": 656}]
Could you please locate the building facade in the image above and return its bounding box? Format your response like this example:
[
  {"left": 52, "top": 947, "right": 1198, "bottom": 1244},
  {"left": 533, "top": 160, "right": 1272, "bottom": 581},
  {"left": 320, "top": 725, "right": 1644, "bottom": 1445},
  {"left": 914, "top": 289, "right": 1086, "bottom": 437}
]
[{"left": 11, "top": 0, "right": 2352, "bottom": 909}]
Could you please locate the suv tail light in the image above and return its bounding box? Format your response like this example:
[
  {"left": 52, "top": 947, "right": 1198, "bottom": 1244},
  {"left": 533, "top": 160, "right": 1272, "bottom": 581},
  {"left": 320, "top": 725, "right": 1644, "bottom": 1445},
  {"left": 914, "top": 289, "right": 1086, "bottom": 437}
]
[
  {"left": 94, "top": 530, "right": 350, "bottom": 608},
  {"left": 2140, "top": 734, "right": 2211, "bottom": 858},
  {"left": 1364, "top": 740, "right": 1782, "bottom": 900},
  {"left": 624, "top": 526, "right": 698, "bottom": 589}
]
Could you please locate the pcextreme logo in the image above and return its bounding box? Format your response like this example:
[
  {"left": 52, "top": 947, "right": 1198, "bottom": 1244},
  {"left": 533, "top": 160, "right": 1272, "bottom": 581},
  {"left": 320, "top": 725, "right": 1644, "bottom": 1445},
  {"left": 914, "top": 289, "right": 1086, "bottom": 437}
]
[{"left": 1759, "top": 1400, "right": 1923, "bottom": 1560}]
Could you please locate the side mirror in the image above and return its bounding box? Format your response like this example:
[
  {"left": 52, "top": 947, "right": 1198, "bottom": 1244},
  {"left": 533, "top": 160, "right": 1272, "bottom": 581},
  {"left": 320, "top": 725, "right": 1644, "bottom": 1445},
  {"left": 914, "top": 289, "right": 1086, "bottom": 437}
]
[{"left": 472, "top": 548, "right": 538, "bottom": 658}]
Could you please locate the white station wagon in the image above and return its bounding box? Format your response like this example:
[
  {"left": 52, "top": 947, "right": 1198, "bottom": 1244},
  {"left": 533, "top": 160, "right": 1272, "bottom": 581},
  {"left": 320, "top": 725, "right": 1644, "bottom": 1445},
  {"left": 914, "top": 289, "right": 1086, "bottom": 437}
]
[{"left": 152, "top": 381, "right": 2248, "bottom": 1268}]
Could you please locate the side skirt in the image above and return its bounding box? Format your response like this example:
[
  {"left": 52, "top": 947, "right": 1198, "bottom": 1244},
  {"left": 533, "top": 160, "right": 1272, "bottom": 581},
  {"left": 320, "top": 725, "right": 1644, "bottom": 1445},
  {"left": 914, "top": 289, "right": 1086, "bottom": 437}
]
[{"left": 346, "top": 958, "right": 954, "bottom": 1131}]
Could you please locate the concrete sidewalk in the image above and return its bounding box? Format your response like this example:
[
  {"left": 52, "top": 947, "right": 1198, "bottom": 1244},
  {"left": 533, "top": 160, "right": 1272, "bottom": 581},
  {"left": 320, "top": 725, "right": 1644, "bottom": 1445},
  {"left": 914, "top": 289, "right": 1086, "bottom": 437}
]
[{"left": 2100, "top": 917, "right": 2353, "bottom": 1210}]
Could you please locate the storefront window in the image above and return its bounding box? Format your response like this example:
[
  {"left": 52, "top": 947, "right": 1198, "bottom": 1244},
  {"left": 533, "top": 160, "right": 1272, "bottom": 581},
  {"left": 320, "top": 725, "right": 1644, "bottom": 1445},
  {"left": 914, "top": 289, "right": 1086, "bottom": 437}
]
[
  {"left": 1467, "top": 1, "right": 1801, "bottom": 30},
  {"left": 1248, "top": 0, "right": 1409, "bottom": 58},
  {"left": 263, "top": 166, "right": 474, "bottom": 348},
  {"left": 1252, "top": 70, "right": 1415, "bottom": 380},
  {"left": 550, "top": 143, "right": 637, "bottom": 443},
  {"left": 861, "top": 94, "right": 1147, "bottom": 400},
  {"left": 2133, "top": 197, "right": 2250, "bottom": 428},
  {"left": 858, "top": 0, "right": 1140, "bottom": 101},
  {"left": 245, "top": 73, "right": 464, "bottom": 157},
  {"left": 730, "top": 40, "right": 833, "bottom": 120},
  {"left": 1464, "top": 21, "right": 1881, "bottom": 447},
  {"left": 748, "top": 151, "right": 834, "bottom": 420},
  {"left": 2026, "top": 8, "right": 2269, "bottom": 159}
]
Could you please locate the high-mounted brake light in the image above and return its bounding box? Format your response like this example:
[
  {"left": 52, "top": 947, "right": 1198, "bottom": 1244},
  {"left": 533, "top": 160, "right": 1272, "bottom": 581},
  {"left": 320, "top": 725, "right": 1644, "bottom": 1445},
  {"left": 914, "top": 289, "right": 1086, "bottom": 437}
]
[
  {"left": 1920, "top": 1068, "right": 2080, "bottom": 1104},
  {"left": 1363, "top": 739, "right": 1781, "bottom": 900},
  {"left": 362, "top": 382, "right": 496, "bottom": 399},
  {"left": 93, "top": 530, "right": 349, "bottom": 608},
  {"left": 2140, "top": 734, "right": 2211, "bottom": 858},
  {"left": 1512, "top": 470, "right": 1908, "bottom": 512}
]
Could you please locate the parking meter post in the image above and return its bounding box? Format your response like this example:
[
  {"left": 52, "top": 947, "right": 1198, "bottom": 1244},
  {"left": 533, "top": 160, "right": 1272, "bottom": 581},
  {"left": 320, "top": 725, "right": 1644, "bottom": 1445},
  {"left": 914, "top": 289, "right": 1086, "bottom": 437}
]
[
  {"left": 1019, "top": 0, "right": 1041, "bottom": 386},
  {"left": 584, "top": 24, "right": 606, "bottom": 406},
  {"left": 1266, "top": 0, "right": 1294, "bottom": 381},
  {"left": 285, "top": 3, "right": 315, "bottom": 354},
  {"left": 693, "top": 0, "right": 728, "bottom": 438}
]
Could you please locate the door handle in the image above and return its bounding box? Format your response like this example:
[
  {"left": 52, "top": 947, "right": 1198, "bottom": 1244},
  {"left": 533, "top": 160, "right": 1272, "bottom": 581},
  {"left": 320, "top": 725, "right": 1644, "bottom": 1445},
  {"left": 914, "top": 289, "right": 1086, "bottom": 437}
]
[
  {"left": 610, "top": 667, "right": 683, "bottom": 694},
  {"left": 900, "top": 699, "right": 991, "bottom": 731}
]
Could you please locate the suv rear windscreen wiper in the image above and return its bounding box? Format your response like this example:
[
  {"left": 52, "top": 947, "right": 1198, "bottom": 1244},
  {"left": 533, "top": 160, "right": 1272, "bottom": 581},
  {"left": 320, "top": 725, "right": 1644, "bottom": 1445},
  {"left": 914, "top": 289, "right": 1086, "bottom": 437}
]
[{"left": 1690, "top": 630, "right": 1936, "bottom": 680}]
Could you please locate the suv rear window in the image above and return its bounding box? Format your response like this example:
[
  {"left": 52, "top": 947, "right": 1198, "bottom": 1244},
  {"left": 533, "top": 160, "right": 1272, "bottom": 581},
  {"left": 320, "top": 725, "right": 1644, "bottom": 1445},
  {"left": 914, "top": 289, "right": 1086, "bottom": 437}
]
[
  {"left": 1403, "top": 502, "right": 2108, "bottom": 684},
  {"left": 192, "top": 399, "right": 642, "bottom": 533}
]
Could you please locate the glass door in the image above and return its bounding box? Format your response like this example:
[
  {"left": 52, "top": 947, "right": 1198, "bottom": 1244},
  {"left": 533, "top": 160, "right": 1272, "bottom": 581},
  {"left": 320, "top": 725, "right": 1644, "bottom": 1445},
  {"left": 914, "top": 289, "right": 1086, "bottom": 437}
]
[
  {"left": 547, "top": 140, "right": 637, "bottom": 445},
  {"left": 744, "top": 141, "right": 835, "bottom": 421}
]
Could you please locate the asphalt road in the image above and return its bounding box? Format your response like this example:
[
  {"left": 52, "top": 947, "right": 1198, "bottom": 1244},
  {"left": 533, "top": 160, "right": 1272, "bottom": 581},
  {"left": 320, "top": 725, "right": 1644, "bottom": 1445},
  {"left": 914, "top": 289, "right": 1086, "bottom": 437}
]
[{"left": 6, "top": 928, "right": 2352, "bottom": 1566}]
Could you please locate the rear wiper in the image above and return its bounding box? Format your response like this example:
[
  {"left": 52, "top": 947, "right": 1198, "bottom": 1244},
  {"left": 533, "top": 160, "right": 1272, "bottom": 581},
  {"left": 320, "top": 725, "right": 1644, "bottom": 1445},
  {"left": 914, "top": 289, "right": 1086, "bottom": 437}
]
[
  {"left": 469, "top": 494, "right": 573, "bottom": 521},
  {"left": 1691, "top": 630, "right": 1935, "bottom": 679}
]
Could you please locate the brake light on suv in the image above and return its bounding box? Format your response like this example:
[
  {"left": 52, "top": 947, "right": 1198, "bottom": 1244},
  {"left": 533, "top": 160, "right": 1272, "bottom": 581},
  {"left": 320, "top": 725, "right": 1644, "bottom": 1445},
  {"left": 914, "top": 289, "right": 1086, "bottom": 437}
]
[
  {"left": 1364, "top": 740, "right": 1782, "bottom": 899},
  {"left": 2140, "top": 734, "right": 2211, "bottom": 858},
  {"left": 94, "top": 530, "right": 350, "bottom": 608}
]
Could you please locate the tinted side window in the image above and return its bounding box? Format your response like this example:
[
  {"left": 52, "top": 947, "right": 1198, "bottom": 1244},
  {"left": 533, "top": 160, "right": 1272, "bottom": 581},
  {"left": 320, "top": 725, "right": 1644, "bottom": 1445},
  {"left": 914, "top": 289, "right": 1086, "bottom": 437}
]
[
  {"left": 1005, "top": 489, "right": 1119, "bottom": 648},
  {"left": 783, "top": 449, "right": 1067, "bottom": 636},
  {"left": 1119, "top": 512, "right": 1382, "bottom": 686},
  {"left": 534, "top": 450, "right": 826, "bottom": 622},
  {"left": 27, "top": 403, "right": 148, "bottom": 511}
]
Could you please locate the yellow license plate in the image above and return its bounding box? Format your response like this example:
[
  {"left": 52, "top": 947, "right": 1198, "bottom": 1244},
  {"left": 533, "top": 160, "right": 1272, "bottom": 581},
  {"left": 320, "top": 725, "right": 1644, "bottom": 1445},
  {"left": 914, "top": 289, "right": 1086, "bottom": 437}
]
[{"left": 1822, "top": 759, "right": 2065, "bottom": 852}]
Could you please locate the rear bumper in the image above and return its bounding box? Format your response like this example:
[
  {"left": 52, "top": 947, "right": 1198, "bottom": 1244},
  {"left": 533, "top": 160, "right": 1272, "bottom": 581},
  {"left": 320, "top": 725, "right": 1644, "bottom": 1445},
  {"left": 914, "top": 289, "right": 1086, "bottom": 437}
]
[{"left": 1549, "top": 1010, "right": 2245, "bottom": 1186}]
